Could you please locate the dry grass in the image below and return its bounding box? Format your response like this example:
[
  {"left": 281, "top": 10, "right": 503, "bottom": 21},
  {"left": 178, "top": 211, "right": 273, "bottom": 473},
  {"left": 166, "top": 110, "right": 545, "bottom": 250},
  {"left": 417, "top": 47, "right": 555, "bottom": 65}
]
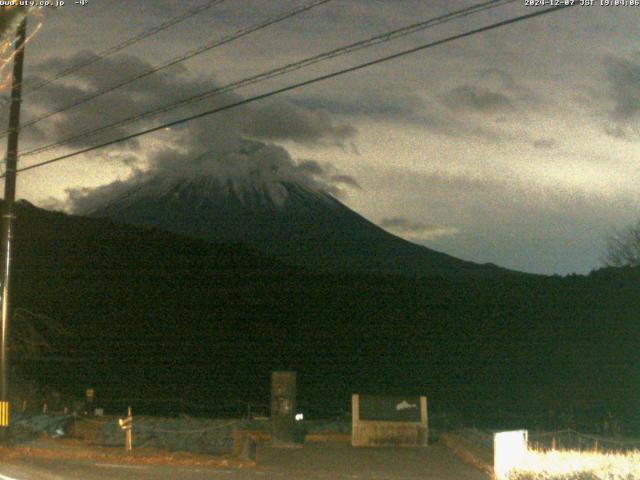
[
  {"left": 0, "top": 437, "right": 255, "bottom": 469},
  {"left": 508, "top": 449, "right": 640, "bottom": 480}
]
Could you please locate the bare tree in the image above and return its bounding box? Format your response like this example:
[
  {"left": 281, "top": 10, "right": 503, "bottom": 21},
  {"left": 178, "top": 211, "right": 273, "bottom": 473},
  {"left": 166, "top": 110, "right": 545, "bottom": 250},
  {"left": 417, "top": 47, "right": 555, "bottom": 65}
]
[{"left": 603, "top": 220, "right": 640, "bottom": 267}]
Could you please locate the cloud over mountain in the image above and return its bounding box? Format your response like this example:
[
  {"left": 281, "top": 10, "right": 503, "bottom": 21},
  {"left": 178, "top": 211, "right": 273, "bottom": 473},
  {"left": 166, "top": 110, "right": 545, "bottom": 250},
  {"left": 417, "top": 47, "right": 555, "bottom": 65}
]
[
  {"left": 65, "top": 141, "right": 359, "bottom": 213},
  {"left": 22, "top": 51, "right": 358, "bottom": 211}
]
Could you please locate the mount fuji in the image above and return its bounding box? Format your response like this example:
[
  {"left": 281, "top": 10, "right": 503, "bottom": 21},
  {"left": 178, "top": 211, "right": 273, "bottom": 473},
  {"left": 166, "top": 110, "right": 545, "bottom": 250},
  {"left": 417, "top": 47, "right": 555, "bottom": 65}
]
[{"left": 83, "top": 173, "right": 511, "bottom": 277}]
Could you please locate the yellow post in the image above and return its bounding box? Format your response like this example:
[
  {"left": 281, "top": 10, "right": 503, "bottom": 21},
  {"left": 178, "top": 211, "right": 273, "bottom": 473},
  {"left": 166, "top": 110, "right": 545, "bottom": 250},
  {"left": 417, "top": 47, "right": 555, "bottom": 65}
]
[
  {"left": 125, "top": 406, "right": 133, "bottom": 452},
  {"left": 0, "top": 401, "right": 8, "bottom": 427}
]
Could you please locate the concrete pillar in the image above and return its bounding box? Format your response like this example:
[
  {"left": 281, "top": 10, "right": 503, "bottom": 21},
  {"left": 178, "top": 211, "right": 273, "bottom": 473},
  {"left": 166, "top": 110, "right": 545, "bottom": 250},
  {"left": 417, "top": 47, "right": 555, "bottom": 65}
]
[
  {"left": 419, "top": 396, "right": 428, "bottom": 446},
  {"left": 351, "top": 394, "right": 360, "bottom": 446},
  {"left": 270, "top": 371, "right": 297, "bottom": 446}
]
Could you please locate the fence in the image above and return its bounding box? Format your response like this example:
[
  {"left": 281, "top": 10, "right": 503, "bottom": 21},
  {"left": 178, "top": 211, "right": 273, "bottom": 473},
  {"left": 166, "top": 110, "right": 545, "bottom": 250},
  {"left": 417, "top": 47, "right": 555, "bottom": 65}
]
[
  {"left": 94, "top": 416, "right": 267, "bottom": 454},
  {"left": 93, "top": 397, "right": 349, "bottom": 420},
  {"left": 529, "top": 429, "right": 640, "bottom": 453},
  {"left": 458, "top": 427, "right": 494, "bottom": 450},
  {"left": 94, "top": 398, "right": 270, "bottom": 419},
  {"left": 458, "top": 427, "right": 640, "bottom": 454}
]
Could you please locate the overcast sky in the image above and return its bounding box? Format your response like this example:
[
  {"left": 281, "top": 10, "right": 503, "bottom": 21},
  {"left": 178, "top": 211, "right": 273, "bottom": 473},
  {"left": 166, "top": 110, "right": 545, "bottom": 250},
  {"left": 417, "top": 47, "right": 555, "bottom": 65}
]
[{"left": 2, "top": 0, "right": 640, "bottom": 275}]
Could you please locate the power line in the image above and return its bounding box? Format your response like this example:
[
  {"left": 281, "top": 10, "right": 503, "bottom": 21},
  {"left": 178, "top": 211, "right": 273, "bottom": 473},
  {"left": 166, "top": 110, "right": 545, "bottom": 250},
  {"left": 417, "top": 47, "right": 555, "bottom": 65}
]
[
  {"left": 11, "top": 0, "right": 227, "bottom": 99},
  {"left": 10, "top": 4, "right": 575, "bottom": 177},
  {"left": 19, "top": 0, "right": 515, "bottom": 159},
  {"left": 4, "top": 0, "right": 334, "bottom": 139}
]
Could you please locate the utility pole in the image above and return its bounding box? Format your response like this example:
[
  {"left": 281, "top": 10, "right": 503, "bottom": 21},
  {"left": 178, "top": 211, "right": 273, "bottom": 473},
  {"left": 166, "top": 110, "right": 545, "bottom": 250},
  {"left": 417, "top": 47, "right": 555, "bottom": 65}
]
[{"left": 0, "top": 14, "right": 27, "bottom": 441}]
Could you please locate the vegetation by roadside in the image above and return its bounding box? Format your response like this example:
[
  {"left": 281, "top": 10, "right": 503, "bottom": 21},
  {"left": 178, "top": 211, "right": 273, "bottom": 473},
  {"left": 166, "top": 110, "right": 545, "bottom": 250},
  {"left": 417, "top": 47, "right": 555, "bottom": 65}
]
[
  {"left": 509, "top": 449, "right": 640, "bottom": 480},
  {"left": 0, "top": 436, "right": 255, "bottom": 469}
]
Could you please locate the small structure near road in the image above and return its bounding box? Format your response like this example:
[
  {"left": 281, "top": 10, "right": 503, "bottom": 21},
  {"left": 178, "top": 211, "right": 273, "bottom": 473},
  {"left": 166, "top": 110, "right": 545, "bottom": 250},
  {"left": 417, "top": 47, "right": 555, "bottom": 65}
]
[
  {"left": 270, "top": 371, "right": 299, "bottom": 447},
  {"left": 351, "top": 394, "right": 428, "bottom": 447}
]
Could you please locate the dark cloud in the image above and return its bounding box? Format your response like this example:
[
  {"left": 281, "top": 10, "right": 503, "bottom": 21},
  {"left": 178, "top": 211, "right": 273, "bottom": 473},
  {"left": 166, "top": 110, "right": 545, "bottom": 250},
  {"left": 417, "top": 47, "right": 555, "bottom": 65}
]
[
  {"left": 604, "top": 55, "right": 640, "bottom": 121},
  {"left": 441, "top": 85, "right": 514, "bottom": 113},
  {"left": 20, "top": 51, "right": 218, "bottom": 152},
  {"left": 380, "top": 216, "right": 456, "bottom": 238},
  {"left": 33, "top": 49, "right": 188, "bottom": 94},
  {"left": 330, "top": 174, "right": 360, "bottom": 189},
  {"left": 294, "top": 90, "right": 429, "bottom": 121},
  {"left": 298, "top": 160, "right": 325, "bottom": 175},
  {"left": 293, "top": 67, "right": 534, "bottom": 145},
  {"left": 602, "top": 55, "right": 640, "bottom": 140},
  {"left": 294, "top": 89, "right": 509, "bottom": 143},
  {"left": 381, "top": 216, "right": 432, "bottom": 233},
  {"left": 532, "top": 138, "right": 558, "bottom": 150},
  {"left": 20, "top": 51, "right": 357, "bottom": 155},
  {"left": 476, "top": 68, "right": 518, "bottom": 91},
  {"left": 241, "top": 101, "right": 356, "bottom": 146},
  {"left": 604, "top": 123, "right": 635, "bottom": 141},
  {"left": 437, "top": 68, "right": 544, "bottom": 122}
]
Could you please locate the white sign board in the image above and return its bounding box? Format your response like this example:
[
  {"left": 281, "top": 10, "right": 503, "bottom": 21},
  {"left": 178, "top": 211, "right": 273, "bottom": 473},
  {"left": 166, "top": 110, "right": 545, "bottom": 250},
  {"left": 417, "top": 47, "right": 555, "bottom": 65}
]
[{"left": 494, "top": 430, "right": 528, "bottom": 480}]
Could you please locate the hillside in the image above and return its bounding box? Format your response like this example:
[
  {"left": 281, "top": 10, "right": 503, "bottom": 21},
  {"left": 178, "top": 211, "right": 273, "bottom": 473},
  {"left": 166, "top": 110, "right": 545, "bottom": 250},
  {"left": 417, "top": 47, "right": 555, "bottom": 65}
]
[{"left": 4, "top": 201, "right": 640, "bottom": 432}]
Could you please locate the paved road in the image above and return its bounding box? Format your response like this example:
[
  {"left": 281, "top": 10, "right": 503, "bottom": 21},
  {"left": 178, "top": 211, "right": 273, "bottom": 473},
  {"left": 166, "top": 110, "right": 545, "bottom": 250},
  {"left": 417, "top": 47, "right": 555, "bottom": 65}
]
[{"left": 0, "top": 443, "right": 488, "bottom": 479}]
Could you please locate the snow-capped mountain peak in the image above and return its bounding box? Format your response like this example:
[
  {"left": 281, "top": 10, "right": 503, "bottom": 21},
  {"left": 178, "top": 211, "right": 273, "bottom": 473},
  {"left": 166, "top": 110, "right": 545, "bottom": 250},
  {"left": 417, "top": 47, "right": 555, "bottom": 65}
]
[{"left": 86, "top": 172, "right": 507, "bottom": 277}]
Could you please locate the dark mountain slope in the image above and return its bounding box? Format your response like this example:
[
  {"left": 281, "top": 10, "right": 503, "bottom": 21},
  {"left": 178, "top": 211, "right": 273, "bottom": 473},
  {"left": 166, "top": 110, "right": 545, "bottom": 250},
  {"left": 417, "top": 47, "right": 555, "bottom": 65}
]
[{"left": 86, "top": 175, "right": 517, "bottom": 277}]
